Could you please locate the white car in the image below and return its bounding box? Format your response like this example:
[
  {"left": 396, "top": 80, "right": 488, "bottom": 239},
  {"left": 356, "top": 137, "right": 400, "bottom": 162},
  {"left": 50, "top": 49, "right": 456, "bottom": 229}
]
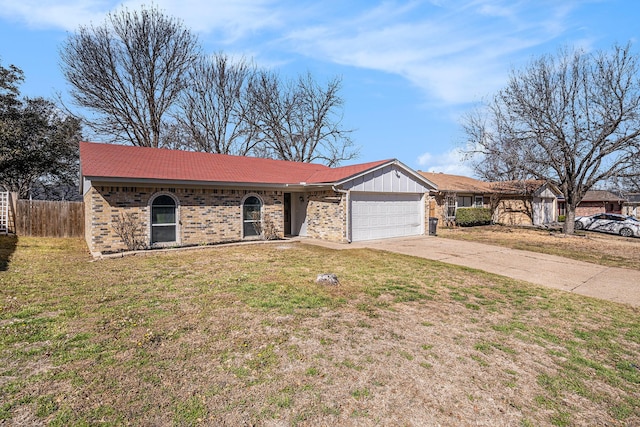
[{"left": 574, "top": 213, "right": 640, "bottom": 237}]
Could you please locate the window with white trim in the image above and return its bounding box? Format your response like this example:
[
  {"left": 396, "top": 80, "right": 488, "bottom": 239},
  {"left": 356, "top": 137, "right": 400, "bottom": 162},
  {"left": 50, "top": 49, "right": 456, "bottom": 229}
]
[
  {"left": 445, "top": 195, "right": 456, "bottom": 219},
  {"left": 243, "top": 196, "right": 262, "bottom": 237},
  {"left": 151, "top": 195, "right": 177, "bottom": 243},
  {"left": 474, "top": 196, "right": 484, "bottom": 207}
]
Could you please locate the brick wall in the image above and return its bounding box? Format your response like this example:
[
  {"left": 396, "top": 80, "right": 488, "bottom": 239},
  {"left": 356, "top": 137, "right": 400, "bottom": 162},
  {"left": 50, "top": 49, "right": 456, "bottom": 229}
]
[
  {"left": 431, "top": 194, "right": 447, "bottom": 224},
  {"left": 305, "top": 190, "right": 347, "bottom": 242},
  {"left": 493, "top": 197, "right": 533, "bottom": 226},
  {"left": 575, "top": 203, "right": 606, "bottom": 217},
  {"left": 85, "top": 184, "right": 284, "bottom": 254},
  {"left": 575, "top": 201, "right": 622, "bottom": 217}
]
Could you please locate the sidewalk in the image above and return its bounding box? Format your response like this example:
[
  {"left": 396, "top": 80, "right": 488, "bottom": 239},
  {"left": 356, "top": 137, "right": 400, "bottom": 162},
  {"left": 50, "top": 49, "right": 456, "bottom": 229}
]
[{"left": 301, "top": 235, "right": 640, "bottom": 308}]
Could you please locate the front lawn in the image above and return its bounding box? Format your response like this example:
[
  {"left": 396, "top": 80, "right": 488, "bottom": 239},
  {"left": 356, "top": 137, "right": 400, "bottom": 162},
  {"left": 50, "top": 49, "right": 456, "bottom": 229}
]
[{"left": 0, "top": 236, "right": 639, "bottom": 426}]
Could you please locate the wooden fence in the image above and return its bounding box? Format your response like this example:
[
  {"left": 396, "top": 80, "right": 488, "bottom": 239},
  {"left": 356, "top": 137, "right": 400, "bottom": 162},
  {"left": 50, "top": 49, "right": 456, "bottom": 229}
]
[{"left": 15, "top": 200, "right": 84, "bottom": 238}]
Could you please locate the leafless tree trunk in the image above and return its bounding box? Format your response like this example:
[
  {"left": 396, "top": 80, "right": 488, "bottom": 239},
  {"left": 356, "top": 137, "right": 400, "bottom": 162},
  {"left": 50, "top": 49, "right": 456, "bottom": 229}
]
[
  {"left": 463, "top": 44, "right": 640, "bottom": 234},
  {"left": 60, "top": 5, "right": 200, "bottom": 148},
  {"left": 245, "top": 71, "right": 358, "bottom": 166},
  {"left": 176, "top": 53, "right": 258, "bottom": 155}
]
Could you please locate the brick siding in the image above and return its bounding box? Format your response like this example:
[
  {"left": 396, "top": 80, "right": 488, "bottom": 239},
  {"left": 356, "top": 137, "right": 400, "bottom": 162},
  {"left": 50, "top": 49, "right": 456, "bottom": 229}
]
[
  {"left": 493, "top": 198, "right": 533, "bottom": 226},
  {"left": 575, "top": 201, "right": 623, "bottom": 217},
  {"left": 85, "top": 184, "right": 284, "bottom": 255},
  {"left": 305, "top": 190, "right": 347, "bottom": 242}
]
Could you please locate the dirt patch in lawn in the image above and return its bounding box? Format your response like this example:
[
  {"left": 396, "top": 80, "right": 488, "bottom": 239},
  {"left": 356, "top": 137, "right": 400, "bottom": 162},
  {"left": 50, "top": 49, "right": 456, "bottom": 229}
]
[
  {"left": 438, "top": 225, "right": 640, "bottom": 270},
  {"left": 0, "top": 237, "right": 639, "bottom": 426}
]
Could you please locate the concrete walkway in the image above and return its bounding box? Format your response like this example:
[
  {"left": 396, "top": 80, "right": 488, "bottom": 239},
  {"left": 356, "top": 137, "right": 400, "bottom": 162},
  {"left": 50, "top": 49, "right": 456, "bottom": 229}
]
[{"left": 301, "top": 235, "right": 640, "bottom": 308}]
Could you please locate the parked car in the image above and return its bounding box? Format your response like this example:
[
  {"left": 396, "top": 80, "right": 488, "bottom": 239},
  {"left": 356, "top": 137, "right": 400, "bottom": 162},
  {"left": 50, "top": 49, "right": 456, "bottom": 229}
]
[{"left": 574, "top": 213, "right": 640, "bottom": 237}]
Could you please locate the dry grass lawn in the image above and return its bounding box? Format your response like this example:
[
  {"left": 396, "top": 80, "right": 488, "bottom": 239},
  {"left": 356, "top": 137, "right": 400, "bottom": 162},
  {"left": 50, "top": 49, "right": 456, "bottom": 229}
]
[
  {"left": 438, "top": 225, "right": 640, "bottom": 271},
  {"left": 0, "top": 236, "right": 639, "bottom": 426}
]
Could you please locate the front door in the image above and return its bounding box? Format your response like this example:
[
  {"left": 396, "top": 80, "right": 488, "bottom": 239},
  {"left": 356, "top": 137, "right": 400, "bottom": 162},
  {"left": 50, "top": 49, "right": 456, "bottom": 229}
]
[{"left": 284, "top": 193, "right": 292, "bottom": 235}]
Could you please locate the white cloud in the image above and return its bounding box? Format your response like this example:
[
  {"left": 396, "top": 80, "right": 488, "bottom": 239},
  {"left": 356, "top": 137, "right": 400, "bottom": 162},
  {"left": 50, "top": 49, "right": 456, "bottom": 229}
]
[
  {"left": 125, "top": 0, "right": 282, "bottom": 43},
  {"left": 285, "top": 0, "right": 581, "bottom": 105},
  {"left": 1, "top": 0, "right": 586, "bottom": 108},
  {"left": 0, "top": 0, "right": 110, "bottom": 30},
  {"left": 417, "top": 147, "right": 475, "bottom": 176},
  {"left": 0, "top": 0, "right": 283, "bottom": 39}
]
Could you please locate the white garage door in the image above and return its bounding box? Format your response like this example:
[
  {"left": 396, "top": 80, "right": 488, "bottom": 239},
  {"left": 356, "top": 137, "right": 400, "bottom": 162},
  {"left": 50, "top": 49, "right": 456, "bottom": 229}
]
[{"left": 351, "top": 192, "right": 423, "bottom": 241}]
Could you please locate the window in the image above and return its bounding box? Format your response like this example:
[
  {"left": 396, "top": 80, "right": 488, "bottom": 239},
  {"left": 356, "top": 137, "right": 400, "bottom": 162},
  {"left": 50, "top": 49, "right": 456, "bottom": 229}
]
[
  {"left": 457, "top": 196, "right": 473, "bottom": 207},
  {"left": 474, "top": 196, "right": 484, "bottom": 207},
  {"left": 151, "top": 195, "right": 176, "bottom": 243},
  {"left": 558, "top": 202, "right": 566, "bottom": 216},
  {"left": 445, "top": 195, "right": 456, "bottom": 219},
  {"left": 243, "top": 196, "right": 262, "bottom": 237}
]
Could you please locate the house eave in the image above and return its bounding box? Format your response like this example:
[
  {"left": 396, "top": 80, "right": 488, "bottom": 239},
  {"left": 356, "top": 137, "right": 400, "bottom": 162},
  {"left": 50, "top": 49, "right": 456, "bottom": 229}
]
[{"left": 81, "top": 176, "right": 336, "bottom": 191}]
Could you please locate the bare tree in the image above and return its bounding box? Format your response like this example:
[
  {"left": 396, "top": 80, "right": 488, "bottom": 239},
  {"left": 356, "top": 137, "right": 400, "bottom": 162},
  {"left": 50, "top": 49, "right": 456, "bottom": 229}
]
[
  {"left": 60, "top": 5, "right": 200, "bottom": 148},
  {"left": 176, "top": 52, "right": 258, "bottom": 155},
  {"left": 463, "top": 112, "right": 529, "bottom": 182},
  {"left": 625, "top": 174, "right": 640, "bottom": 192},
  {"left": 616, "top": 161, "right": 640, "bottom": 192},
  {"left": 463, "top": 44, "right": 640, "bottom": 234},
  {"left": 245, "top": 71, "right": 358, "bottom": 166}
]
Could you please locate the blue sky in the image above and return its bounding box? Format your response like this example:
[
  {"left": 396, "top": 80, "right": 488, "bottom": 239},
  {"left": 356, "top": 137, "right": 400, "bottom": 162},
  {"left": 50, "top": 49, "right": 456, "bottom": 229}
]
[{"left": 0, "top": 0, "right": 638, "bottom": 175}]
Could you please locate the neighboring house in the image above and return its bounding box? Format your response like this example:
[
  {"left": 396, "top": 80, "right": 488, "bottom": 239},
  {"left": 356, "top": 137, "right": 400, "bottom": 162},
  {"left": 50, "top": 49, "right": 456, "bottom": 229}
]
[
  {"left": 418, "top": 172, "right": 493, "bottom": 225},
  {"left": 622, "top": 193, "right": 640, "bottom": 218},
  {"left": 418, "top": 172, "right": 560, "bottom": 226},
  {"left": 80, "top": 142, "right": 436, "bottom": 255},
  {"left": 558, "top": 190, "right": 626, "bottom": 217},
  {"left": 489, "top": 180, "right": 561, "bottom": 226}
]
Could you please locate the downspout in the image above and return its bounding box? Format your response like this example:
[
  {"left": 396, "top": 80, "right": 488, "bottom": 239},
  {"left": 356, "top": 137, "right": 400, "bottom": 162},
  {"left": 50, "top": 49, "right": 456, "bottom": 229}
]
[{"left": 332, "top": 186, "right": 351, "bottom": 243}]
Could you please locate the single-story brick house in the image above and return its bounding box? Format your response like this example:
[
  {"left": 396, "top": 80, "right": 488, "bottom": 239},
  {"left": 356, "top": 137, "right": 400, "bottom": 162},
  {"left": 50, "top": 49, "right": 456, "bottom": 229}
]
[
  {"left": 558, "top": 190, "right": 626, "bottom": 217},
  {"left": 418, "top": 172, "right": 560, "bottom": 226},
  {"left": 418, "top": 172, "right": 493, "bottom": 226},
  {"left": 80, "top": 142, "right": 436, "bottom": 255},
  {"left": 489, "top": 180, "right": 561, "bottom": 226}
]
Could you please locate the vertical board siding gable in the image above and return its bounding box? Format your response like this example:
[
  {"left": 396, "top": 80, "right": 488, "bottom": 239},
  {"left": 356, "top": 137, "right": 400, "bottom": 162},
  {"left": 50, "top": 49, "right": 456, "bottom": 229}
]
[{"left": 342, "top": 165, "right": 430, "bottom": 193}]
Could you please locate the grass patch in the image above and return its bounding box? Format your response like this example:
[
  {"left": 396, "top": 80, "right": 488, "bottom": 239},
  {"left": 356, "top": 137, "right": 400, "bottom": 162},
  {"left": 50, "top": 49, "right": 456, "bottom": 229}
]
[
  {"left": 173, "top": 396, "right": 208, "bottom": 425},
  {"left": 351, "top": 388, "right": 371, "bottom": 400},
  {"left": 0, "top": 236, "right": 638, "bottom": 425}
]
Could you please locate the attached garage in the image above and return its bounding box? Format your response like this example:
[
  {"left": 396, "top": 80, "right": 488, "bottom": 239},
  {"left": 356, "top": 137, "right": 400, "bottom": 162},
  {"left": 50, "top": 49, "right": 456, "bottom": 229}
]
[
  {"left": 351, "top": 192, "right": 424, "bottom": 241},
  {"left": 335, "top": 161, "right": 436, "bottom": 242}
]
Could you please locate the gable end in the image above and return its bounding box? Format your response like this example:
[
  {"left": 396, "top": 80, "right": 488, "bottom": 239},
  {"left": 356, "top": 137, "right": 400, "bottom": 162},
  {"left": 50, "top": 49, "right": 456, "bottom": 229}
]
[{"left": 341, "top": 163, "right": 434, "bottom": 193}]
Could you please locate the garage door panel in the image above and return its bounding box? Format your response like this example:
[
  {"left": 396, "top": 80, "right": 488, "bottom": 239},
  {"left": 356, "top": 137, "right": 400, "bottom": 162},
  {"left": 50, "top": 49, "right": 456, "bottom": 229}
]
[{"left": 351, "top": 193, "right": 423, "bottom": 241}]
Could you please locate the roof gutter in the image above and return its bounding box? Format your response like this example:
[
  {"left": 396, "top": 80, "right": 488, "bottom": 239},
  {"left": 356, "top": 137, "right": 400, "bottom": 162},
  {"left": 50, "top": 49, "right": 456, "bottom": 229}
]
[
  {"left": 84, "top": 176, "right": 336, "bottom": 191},
  {"left": 332, "top": 185, "right": 351, "bottom": 243}
]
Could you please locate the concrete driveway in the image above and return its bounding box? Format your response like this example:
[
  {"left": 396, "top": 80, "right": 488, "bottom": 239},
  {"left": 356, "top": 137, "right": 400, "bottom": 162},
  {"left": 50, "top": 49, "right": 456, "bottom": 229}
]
[{"left": 302, "top": 235, "right": 640, "bottom": 308}]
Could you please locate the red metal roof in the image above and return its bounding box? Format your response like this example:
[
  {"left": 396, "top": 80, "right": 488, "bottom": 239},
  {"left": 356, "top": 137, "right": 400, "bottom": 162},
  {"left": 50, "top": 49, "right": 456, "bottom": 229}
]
[{"left": 80, "top": 142, "right": 391, "bottom": 185}]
